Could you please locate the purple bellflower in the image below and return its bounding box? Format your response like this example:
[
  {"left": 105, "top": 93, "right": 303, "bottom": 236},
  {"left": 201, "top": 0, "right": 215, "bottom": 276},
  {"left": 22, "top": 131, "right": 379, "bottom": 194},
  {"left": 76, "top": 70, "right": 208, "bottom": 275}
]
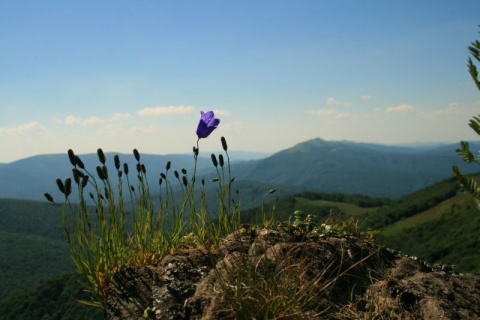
[{"left": 196, "top": 111, "right": 220, "bottom": 139}]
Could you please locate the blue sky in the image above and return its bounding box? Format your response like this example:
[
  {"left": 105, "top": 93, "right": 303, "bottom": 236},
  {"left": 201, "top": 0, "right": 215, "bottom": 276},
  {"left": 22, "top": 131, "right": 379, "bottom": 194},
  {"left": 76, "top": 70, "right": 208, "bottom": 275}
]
[{"left": 1, "top": 1, "right": 480, "bottom": 163}]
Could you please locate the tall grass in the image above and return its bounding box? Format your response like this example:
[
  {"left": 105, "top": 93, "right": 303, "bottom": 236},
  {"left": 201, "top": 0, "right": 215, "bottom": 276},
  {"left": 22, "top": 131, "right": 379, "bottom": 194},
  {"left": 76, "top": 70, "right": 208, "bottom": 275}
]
[{"left": 46, "top": 134, "right": 240, "bottom": 308}]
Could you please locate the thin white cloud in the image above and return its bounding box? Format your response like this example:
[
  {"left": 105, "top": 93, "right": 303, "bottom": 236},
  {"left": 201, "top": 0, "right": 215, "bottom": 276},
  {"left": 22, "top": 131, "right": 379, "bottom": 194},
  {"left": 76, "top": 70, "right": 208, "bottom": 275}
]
[
  {"left": 361, "top": 95, "right": 372, "bottom": 101},
  {"left": 137, "top": 105, "right": 195, "bottom": 116},
  {"left": 65, "top": 115, "right": 82, "bottom": 125},
  {"left": 327, "top": 97, "right": 352, "bottom": 106},
  {"left": 307, "top": 109, "right": 338, "bottom": 116},
  {"left": 0, "top": 121, "right": 45, "bottom": 135},
  {"left": 63, "top": 115, "right": 105, "bottom": 125},
  {"left": 83, "top": 116, "right": 105, "bottom": 125},
  {"left": 421, "top": 105, "right": 475, "bottom": 118},
  {"left": 385, "top": 104, "right": 416, "bottom": 114},
  {"left": 213, "top": 109, "right": 230, "bottom": 116},
  {"left": 110, "top": 113, "right": 131, "bottom": 121},
  {"left": 57, "top": 113, "right": 131, "bottom": 126}
]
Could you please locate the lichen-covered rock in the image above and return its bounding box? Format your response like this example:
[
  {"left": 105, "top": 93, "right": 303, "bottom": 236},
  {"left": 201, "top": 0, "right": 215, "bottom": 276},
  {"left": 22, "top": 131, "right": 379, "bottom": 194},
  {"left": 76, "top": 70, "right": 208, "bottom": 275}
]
[{"left": 106, "top": 230, "right": 480, "bottom": 319}]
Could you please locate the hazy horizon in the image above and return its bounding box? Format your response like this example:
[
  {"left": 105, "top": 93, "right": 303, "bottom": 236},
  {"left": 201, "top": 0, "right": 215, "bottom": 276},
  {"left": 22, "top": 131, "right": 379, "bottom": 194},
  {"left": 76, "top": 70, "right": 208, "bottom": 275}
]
[
  {"left": 2, "top": 1, "right": 480, "bottom": 163},
  {"left": 0, "top": 136, "right": 474, "bottom": 164}
]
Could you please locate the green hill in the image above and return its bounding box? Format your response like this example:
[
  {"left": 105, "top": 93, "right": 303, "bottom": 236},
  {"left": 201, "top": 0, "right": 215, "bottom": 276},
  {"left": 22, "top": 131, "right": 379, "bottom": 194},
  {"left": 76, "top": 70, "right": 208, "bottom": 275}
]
[
  {"left": 0, "top": 199, "right": 73, "bottom": 300},
  {"left": 239, "top": 177, "right": 480, "bottom": 273},
  {"left": 0, "top": 273, "right": 104, "bottom": 320},
  {"left": 2, "top": 174, "right": 480, "bottom": 316},
  {"left": 374, "top": 193, "right": 480, "bottom": 273}
]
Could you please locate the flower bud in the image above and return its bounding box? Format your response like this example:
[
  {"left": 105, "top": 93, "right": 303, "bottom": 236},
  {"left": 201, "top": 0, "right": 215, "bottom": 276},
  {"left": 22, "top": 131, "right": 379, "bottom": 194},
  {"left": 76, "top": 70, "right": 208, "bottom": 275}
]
[
  {"left": 181, "top": 168, "right": 187, "bottom": 175},
  {"left": 123, "top": 163, "right": 129, "bottom": 175},
  {"left": 160, "top": 173, "right": 167, "bottom": 179},
  {"left": 166, "top": 161, "right": 171, "bottom": 171},
  {"left": 174, "top": 170, "right": 179, "bottom": 179}
]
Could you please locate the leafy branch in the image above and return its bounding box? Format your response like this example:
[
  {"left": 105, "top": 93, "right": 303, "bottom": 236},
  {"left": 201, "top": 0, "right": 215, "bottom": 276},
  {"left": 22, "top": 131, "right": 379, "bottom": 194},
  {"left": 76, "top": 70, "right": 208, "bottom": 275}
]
[{"left": 453, "top": 25, "right": 480, "bottom": 201}]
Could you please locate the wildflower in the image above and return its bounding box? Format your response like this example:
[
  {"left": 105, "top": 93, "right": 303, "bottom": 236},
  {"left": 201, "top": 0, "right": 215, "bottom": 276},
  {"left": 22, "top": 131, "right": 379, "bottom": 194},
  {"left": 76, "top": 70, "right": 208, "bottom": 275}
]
[{"left": 196, "top": 111, "right": 220, "bottom": 139}]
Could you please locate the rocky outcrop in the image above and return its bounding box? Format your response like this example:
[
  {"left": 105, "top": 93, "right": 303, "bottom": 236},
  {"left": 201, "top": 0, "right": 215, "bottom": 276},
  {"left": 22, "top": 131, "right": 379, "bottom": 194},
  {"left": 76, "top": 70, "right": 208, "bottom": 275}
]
[{"left": 106, "top": 230, "right": 480, "bottom": 319}]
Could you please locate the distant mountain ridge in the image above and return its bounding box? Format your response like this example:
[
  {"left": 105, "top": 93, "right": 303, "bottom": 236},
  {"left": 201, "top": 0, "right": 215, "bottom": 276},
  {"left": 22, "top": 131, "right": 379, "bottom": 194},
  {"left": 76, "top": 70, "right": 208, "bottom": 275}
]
[
  {"left": 227, "top": 138, "right": 480, "bottom": 198},
  {"left": 0, "top": 138, "right": 478, "bottom": 200}
]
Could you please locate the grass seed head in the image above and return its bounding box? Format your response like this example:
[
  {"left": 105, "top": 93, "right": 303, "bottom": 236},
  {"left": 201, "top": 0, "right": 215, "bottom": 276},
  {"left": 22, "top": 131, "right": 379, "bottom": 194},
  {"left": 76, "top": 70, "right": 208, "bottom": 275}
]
[
  {"left": 64, "top": 178, "right": 72, "bottom": 197},
  {"left": 211, "top": 154, "right": 218, "bottom": 167},
  {"left": 68, "top": 149, "right": 76, "bottom": 167},
  {"left": 219, "top": 154, "right": 224, "bottom": 167},
  {"left": 182, "top": 176, "right": 188, "bottom": 187},
  {"left": 114, "top": 155, "right": 121, "bottom": 170},
  {"left": 44, "top": 192, "right": 55, "bottom": 204},
  {"left": 97, "top": 148, "right": 106, "bottom": 165},
  {"left": 56, "top": 178, "right": 65, "bottom": 194},
  {"left": 221, "top": 136, "right": 228, "bottom": 151},
  {"left": 75, "top": 156, "right": 85, "bottom": 169},
  {"left": 133, "top": 149, "right": 140, "bottom": 162},
  {"left": 96, "top": 166, "right": 105, "bottom": 180}
]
